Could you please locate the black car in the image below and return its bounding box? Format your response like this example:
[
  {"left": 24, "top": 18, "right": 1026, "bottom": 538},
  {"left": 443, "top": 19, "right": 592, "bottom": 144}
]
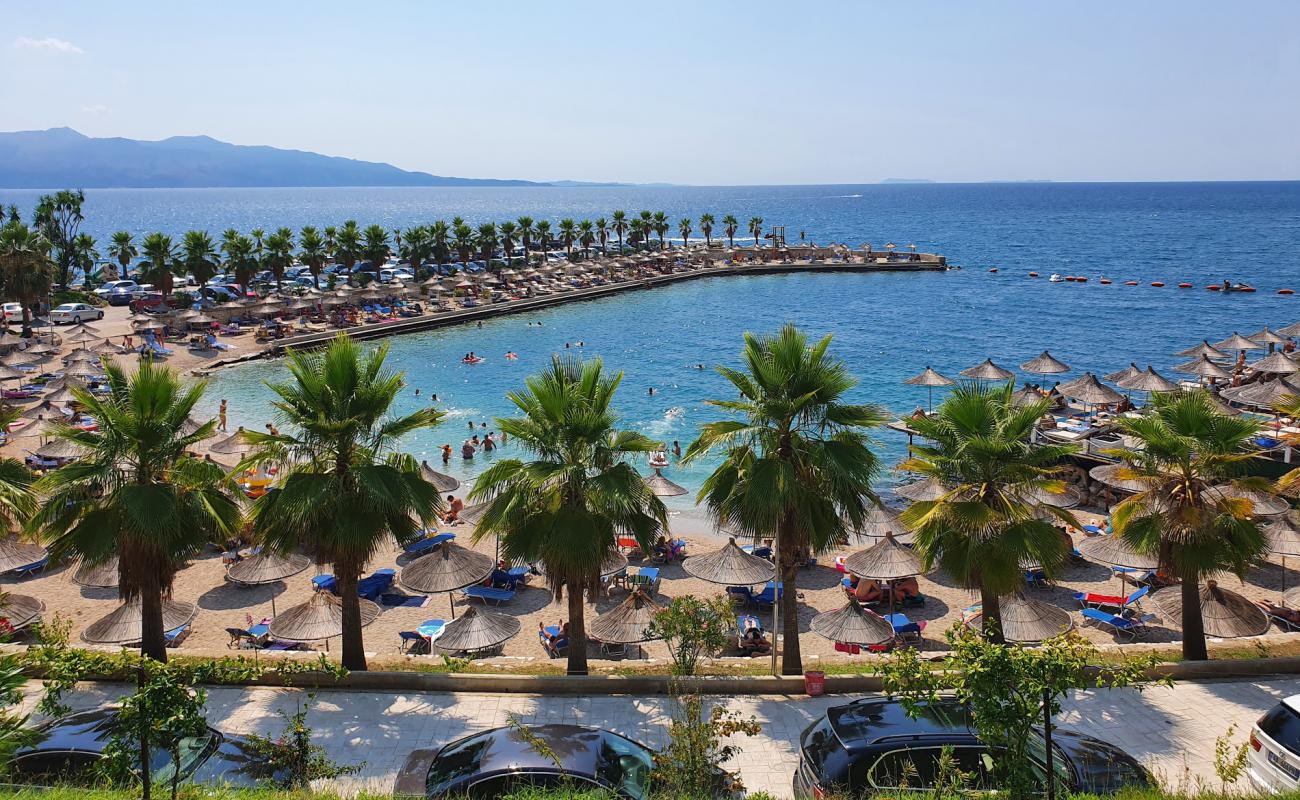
[
  {"left": 396, "top": 724, "right": 657, "bottom": 799},
  {"left": 8, "top": 708, "right": 266, "bottom": 788},
  {"left": 795, "top": 697, "right": 1151, "bottom": 797}
]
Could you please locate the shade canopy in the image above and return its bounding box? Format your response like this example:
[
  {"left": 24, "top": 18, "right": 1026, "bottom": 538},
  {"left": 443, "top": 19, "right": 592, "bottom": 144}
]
[
  {"left": 1263, "top": 516, "right": 1300, "bottom": 557},
  {"left": 644, "top": 470, "right": 688, "bottom": 497},
  {"left": 226, "top": 552, "right": 312, "bottom": 585},
  {"left": 433, "top": 606, "right": 521, "bottom": 652},
  {"left": 1104, "top": 363, "right": 1143, "bottom": 384},
  {"left": 588, "top": 589, "right": 663, "bottom": 644},
  {"left": 1251, "top": 352, "right": 1300, "bottom": 375},
  {"left": 1173, "top": 356, "right": 1234, "bottom": 380},
  {"left": 457, "top": 502, "right": 488, "bottom": 526},
  {"left": 809, "top": 598, "right": 896, "bottom": 646},
  {"left": 1221, "top": 378, "right": 1300, "bottom": 408},
  {"left": 1010, "top": 386, "right": 1047, "bottom": 407},
  {"left": 1118, "top": 367, "right": 1179, "bottom": 393},
  {"left": 1205, "top": 485, "right": 1290, "bottom": 517},
  {"left": 399, "top": 543, "right": 494, "bottom": 594},
  {"left": 72, "top": 556, "right": 119, "bottom": 588},
  {"left": 1020, "top": 351, "right": 1070, "bottom": 375},
  {"left": 1277, "top": 322, "right": 1300, "bottom": 338},
  {"left": 1077, "top": 535, "right": 1160, "bottom": 570},
  {"left": 268, "top": 592, "right": 380, "bottom": 642},
  {"left": 0, "top": 538, "right": 48, "bottom": 573},
  {"left": 1150, "top": 581, "right": 1269, "bottom": 638},
  {"left": 682, "top": 538, "right": 775, "bottom": 586},
  {"left": 83, "top": 598, "right": 198, "bottom": 644},
  {"left": 419, "top": 462, "right": 460, "bottom": 493},
  {"left": 1018, "top": 482, "right": 1083, "bottom": 509},
  {"left": 1215, "top": 333, "right": 1265, "bottom": 352},
  {"left": 1060, "top": 373, "right": 1123, "bottom": 405},
  {"left": 32, "top": 437, "right": 90, "bottom": 460},
  {"left": 894, "top": 476, "right": 950, "bottom": 502},
  {"left": 0, "top": 593, "right": 44, "bottom": 630},
  {"left": 179, "top": 416, "right": 216, "bottom": 439},
  {"left": 842, "top": 533, "right": 926, "bottom": 580},
  {"left": 1286, "top": 586, "right": 1300, "bottom": 607},
  {"left": 1089, "top": 463, "right": 1151, "bottom": 493},
  {"left": 852, "top": 504, "right": 911, "bottom": 541},
  {"left": 1250, "top": 327, "right": 1289, "bottom": 347},
  {"left": 902, "top": 367, "right": 955, "bottom": 387},
  {"left": 960, "top": 359, "right": 1015, "bottom": 381},
  {"left": 209, "top": 427, "right": 254, "bottom": 455},
  {"left": 966, "top": 594, "right": 1072, "bottom": 643}
]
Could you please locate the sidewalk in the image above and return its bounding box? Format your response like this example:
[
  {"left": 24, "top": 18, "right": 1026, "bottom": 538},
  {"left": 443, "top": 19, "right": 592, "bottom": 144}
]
[{"left": 30, "top": 677, "right": 1293, "bottom": 797}]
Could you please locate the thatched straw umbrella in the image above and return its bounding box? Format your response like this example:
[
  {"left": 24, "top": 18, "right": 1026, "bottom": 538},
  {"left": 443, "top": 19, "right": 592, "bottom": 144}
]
[
  {"left": 894, "top": 476, "right": 949, "bottom": 502},
  {"left": 1277, "top": 322, "right": 1300, "bottom": 338},
  {"left": 1010, "top": 386, "right": 1047, "bottom": 407},
  {"left": 83, "top": 598, "right": 198, "bottom": 645},
  {"left": 902, "top": 366, "right": 954, "bottom": 411},
  {"left": 1020, "top": 351, "right": 1070, "bottom": 375},
  {"left": 432, "top": 606, "right": 521, "bottom": 655},
  {"left": 227, "top": 552, "right": 312, "bottom": 615},
  {"left": 682, "top": 538, "right": 775, "bottom": 586},
  {"left": 457, "top": 502, "right": 488, "bottom": 527},
  {"left": 1089, "top": 463, "right": 1151, "bottom": 493},
  {"left": 852, "top": 504, "right": 911, "bottom": 542},
  {"left": 209, "top": 426, "right": 254, "bottom": 456},
  {"left": 178, "top": 416, "right": 216, "bottom": 440},
  {"left": 1105, "top": 363, "right": 1142, "bottom": 384},
  {"left": 1151, "top": 580, "right": 1269, "bottom": 639},
  {"left": 965, "top": 594, "right": 1072, "bottom": 643},
  {"left": 61, "top": 361, "right": 102, "bottom": 380},
  {"left": 810, "top": 598, "right": 895, "bottom": 647},
  {"left": 588, "top": 589, "right": 663, "bottom": 655},
  {"left": 32, "top": 437, "right": 90, "bottom": 461},
  {"left": 1205, "top": 485, "right": 1290, "bottom": 517},
  {"left": 62, "top": 349, "right": 99, "bottom": 364},
  {"left": 1175, "top": 341, "right": 1228, "bottom": 360},
  {"left": 1173, "top": 356, "right": 1233, "bottom": 381},
  {"left": 0, "top": 593, "right": 44, "bottom": 631},
  {"left": 1118, "top": 367, "right": 1179, "bottom": 394},
  {"left": 960, "top": 359, "right": 1015, "bottom": 382},
  {"left": 644, "top": 469, "right": 687, "bottom": 497},
  {"left": 268, "top": 592, "right": 380, "bottom": 646},
  {"left": 1250, "top": 352, "right": 1300, "bottom": 375},
  {"left": 1222, "top": 378, "right": 1300, "bottom": 409},
  {"left": 398, "top": 543, "right": 493, "bottom": 617},
  {"left": 1077, "top": 534, "right": 1159, "bottom": 571},
  {"left": 1018, "top": 482, "right": 1083, "bottom": 509},
  {"left": 1215, "top": 333, "right": 1265, "bottom": 354},
  {"left": 843, "top": 533, "right": 925, "bottom": 581},
  {"left": 72, "top": 556, "right": 119, "bottom": 588},
  {"left": 1060, "top": 373, "right": 1123, "bottom": 406},
  {"left": 419, "top": 461, "right": 460, "bottom": 493},
  {"left": 1263, "top": 516, "right": 1300, "bottom": 603},
  {"left": 0, "top": 538, "right": 47, "bottom": 573},
  {"left": 1285, "top": 586, "right": 1300, "bottom": 607}
]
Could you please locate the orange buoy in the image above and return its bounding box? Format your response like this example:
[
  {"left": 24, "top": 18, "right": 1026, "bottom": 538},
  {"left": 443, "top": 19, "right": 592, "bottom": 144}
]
[
  {"left": 1279, "top": 289, "right": 1294, "bottom": 295},
  {"left": 1099, "top": 278, "right": 1112, "bottom": 285},
  {"left": 1151, "top": 282, "right": 1165, "bottom": 287},
  {"left": 1206, "top": 285, "right": 1222, "bottom": 291},
  {"left": 1028, "top": 272, "right": 1039, "bottom": 277},
  {"left": 1124, "top": 281, "right": 1138, "bottom": 286},
  {"left": 1077, "top": 276, "right": 1088, "bottom": 282},
  {"left": 1178, "top": 283, "right": 1193, "bottom": 288}
]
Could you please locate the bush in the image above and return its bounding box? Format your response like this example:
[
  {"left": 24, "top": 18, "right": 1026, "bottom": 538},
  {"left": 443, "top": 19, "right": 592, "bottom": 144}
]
[
  {"left": 652, "top": 692, "right": 759, "bottom": 798},
  {"left": 243, "top": 693, "right": 363, "bottom": 788},
  {"left": 647, "top": 595, "right": 734, "bottom": 676},
  {"left": 52, "top": 290, "right": 104, "bottom": 307}
]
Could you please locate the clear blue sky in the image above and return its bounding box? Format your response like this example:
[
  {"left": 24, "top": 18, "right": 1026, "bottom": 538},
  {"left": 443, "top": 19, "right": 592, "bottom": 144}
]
[{"left": 3, "top": 2, "right": 1297, "bottom": 184}]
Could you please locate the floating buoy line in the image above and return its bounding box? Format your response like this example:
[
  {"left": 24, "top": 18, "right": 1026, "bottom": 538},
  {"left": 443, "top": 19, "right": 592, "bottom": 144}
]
[{"left": 1004, "top": 271, "right": 1291, "bottom": 295}]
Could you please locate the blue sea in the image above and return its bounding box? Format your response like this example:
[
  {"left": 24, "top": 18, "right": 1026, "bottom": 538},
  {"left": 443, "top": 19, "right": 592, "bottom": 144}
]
[{"left": 5, "top": 182, "right": 1299, "bottom": 507}]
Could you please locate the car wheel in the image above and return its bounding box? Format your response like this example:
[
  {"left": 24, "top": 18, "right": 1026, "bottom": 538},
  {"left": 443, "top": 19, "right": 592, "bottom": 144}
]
[{"left": 97, "top": 311, "right": 104, "bottom": 320}]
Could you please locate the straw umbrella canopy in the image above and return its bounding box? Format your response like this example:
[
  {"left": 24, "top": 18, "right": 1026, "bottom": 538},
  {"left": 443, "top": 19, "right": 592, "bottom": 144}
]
[
  {"left": 61, "top": 361, "right": 102, "bottom": 380},
  {"left": 809, "top": 598, "right": 895, "bottom": 646},
  {"left": 227, "top": 552, "right": 312, "bottom": 585},
  {"left": 0, "top": 537, "right": 47, "bottom": 573},
  {"left": 62, "top": 348, "right": 99, "bottom": 364},
  {"left": 644, "top": 469, "right": 688, "bottom": 497},
  {"left": 852, "top": 504, "right": 910, "bottom": 541},
  {"left": 32, "top": 437, "right": 90, "bottom": 461},
  {"left": 83, "top": 598, "right": 198, "bottom": 644},
  {"left": 1250, "top": 352, "right": 1300, "bottom": 375},
  {"left": 132, "top": 319, "right": 166, "bottom": 332},
  {"left": 960, "top": 359, "right": 1015, "bottom": 382},
  {"left": 419, "top": 461, "right": 460, "bottom": 493},
  {"left": 1176, "top": 341, "right": 1229, "bottom": 359},
  {"left": 457, "top": 502, "right": 489, "bottom": 527},
  {"left": 1118, "top": 367, "right": 1179, "bottom": 394},
  {"left": 0, "top": 364, "right": 27, "bottom": 382},
  {"left": 1173, "top": 356, "right": 1233, "bottom": 380},
  {"left": 903, "top": 366, "right": 955, "bottom": 411},
  {"left": 1151, "top": 580, "right": 1268, "bottom": 638},
  {"left": 209, "top": 426, "right": 254, "bottom": 456},
  {"left": 1249, "top": 327, "right": 1289, "bottom": 349},
  {"left": 682, "top": 538, "right": 775, "bottom": 586},
  {"left": 1223, "top": 379, "right": 1300, "bottom": 408},
  {"left": 432, "top": 606, "right": 521, "bottom": 653},
  {"left": 399, "top": 543, "right": 493, "bottom": 617},
  {"left": 42, "top": 385, "right": 84, "bottom": 407},
  {"left": 268, "top": 592, "right": 380, "bottom": 643},
  {"left": 1263, "top": 516, "right": 1300, "bottom": 602},
  {"left": 1104, "top": 363, "right": 1142, "bottom": 384},
  {"left": 894, "top": 475, "right": 950, "bottom": 502},
  {"left": 186, "top": 313, "right": 218, "bottom": 327},
  {"left": 90, "top": 340, "right": 124, "bottom": 356},
  {"left": 0, "top": 593, "right": 44, "bottom": 631},
  {"left": 1077, "top": 534, "right": 1160, "bottom": 570},
  {"left": 1020, "top": 351, "right": 1070, "bottom": 375},
  {"left": 0, "top": 351, "right": 34, "bottom": 369},
  {"left": 843, "top": 532, "right": 926, "bottom": 580},
  {"left": 1277, "top": 322, "right": 1300, "bottom": 338},
  {"left": 10, "top": 416, "right": 59, "bottom": 441},
  {"left": 178, "top": 416, "right": 215, "bottom": 439},
  {"left": 1215, "top": 333, "right": 1264, "bottom": 353},
  {"left": 22, "top": 341, "right": 57, "bottom": 357},
  {"left": 1010, "top": 386, "right": 1047, "bottom": 407},
  {"left": 1061, "top": 373, "right": 1123, "bottom": 405},
  {"left": 1088, "top": 463, "right": 1153, "bottom": 493},
  {"left": 1205, "top": 485, "right": 1290, "bottom": 517},
  {"left": 1018, "top": 482, "right": 1083, "bottom": 509},
  {"left": 965, "top": 594, "right": 1072, "bottom": 643},
  {"left": 588, "top": 589, "right": 663, "bottom": 646},
  {"left": 72, "top": 556, "right": 119, "bottom": 588}
]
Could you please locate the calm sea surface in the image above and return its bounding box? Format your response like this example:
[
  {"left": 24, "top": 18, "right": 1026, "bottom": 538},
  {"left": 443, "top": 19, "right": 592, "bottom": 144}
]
[{"left": 4, "top": 182, "right": 1299, "bottom": 507}]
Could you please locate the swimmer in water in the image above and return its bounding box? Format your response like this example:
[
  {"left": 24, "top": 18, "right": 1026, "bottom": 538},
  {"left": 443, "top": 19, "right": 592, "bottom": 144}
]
[
  {"left": 647, "top": 387, "right": 655, "bottom": 396},
  {"left": 415, "top": 388, "right": 421, "bottom": 396}
]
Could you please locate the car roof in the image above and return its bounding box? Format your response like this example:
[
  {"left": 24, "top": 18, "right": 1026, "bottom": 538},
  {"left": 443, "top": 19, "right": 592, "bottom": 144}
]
[
  {"left": 21, "top": 709, "right": 117, "bottom": 755},
  {"left": 440, "top": 724, "right": 629, "bottom": 776},
  {"left": 828, "top": 698, "right": 976, "bottom": 748},
  {"left": 1284, "top": 695, "right": 1300, "bottom": 715}
]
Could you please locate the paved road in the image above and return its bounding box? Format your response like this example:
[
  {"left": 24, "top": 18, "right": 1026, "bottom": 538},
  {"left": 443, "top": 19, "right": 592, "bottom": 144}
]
[{"left": 29, "top": 677, "right": 1294, "bottom": 796}]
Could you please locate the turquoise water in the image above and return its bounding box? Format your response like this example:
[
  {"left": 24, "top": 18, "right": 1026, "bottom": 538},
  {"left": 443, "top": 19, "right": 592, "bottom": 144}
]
[{"left": 6, "top": 182, "right": 1298, "bottom": 504}]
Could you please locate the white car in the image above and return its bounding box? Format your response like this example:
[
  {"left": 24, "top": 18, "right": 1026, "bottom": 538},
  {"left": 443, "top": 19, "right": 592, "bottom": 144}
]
[
  {"left": 93, "top": 279, "right": 139, "bottom": 298},
  {"left": 49, "top": 303, "right": 104, "bottom": 324},
  {"left": 1250, "top": 694, "right": 1300, "bottom": 792},
  {"left": 2, "top": 303, "right": 22, "bottom": 322}
]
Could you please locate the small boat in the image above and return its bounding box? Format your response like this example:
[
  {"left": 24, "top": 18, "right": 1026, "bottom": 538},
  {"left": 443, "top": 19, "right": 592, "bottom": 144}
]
[
  {"left": 1178, "top": 283, "right": 1193, "bottom": 288},
  {"left": 1206, "top": 285, "right": 1222, "bottom": 291},
  {"left": 1077, "top": 276, "right": 1088, "bottom": 282},
  {"left": 1280, "top": 289, "right": 1295, "bottom": 295},
  {"left": 989, "top": 268, "right": 998, "bottom": 273},
  {"left": 1028, "top": 272, "right": 1039, "bottom": 278},
  {"left": 1049, "top": 274, "right": 1064, "bottom": 283},
  {"left": 1150, "top": 282, "right": 1165, "bottom": 287},
  {"left": 648, "top": 451, "right": 670, "bottom": 469},
  {"left": 1099, "top": 278, "right": 1112, "bottom": 285},
  {"left": 1124, "top": 281, "right": 1138, "bottom": 286}
]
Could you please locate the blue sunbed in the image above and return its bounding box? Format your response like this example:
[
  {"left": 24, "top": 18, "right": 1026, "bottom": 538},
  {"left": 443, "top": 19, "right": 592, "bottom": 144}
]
[
  {"left": 312, "top": 574, "right": 337, "bottom": 593},
  {"left": 8, "top": 557, "right": 48, "bottom": 577},
  {"left": 403, "top": 532, "right": 455, "bottom": 556},
  {"left": 1081, "top": 608, "right": 1149, "bottom": 641},
  {"left": 462, "top": 585, "right": 515, "bottom": 605},
  {"left": 753, "top": 581, "right": 784, "bottom": 607}
]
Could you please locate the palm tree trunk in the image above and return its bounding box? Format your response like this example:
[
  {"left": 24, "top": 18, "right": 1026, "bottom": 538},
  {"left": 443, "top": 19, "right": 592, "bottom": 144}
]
[
  {"left": 979, "top": 583, "right": 1004, "bottom": 644},
  {"left": 778, "top": 515, "right": 802, "bottom": 675},
  {"left": 338, "top": 564, "right": 368, "bottom": 671},
  {"left": 1180, "top": 574, "right": 1207, "bottom": 661},
  {"left": 140, "top": 590, "right": 168, "bottom": 662},
  {"left": 565, "top": 584, "right": 588, "bottom": 676}
]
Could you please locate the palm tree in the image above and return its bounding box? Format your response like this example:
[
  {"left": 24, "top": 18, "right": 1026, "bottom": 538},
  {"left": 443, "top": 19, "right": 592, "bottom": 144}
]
[
  {"left": 475, "top": 223, "right": 498, "bottom": 271},
  {"left": 221, "top": 231, "right": 256, "bottom": 293},
  {"left": 30, "top": 360, "right": 239, "bottom": 661},
  {"left": 498, "top": 222, "right": 518, "bottom": 269},
  {"left": 452, "top": 224, "right": 475, "bottom": 268},
  {"left": 594, "top": 218, "right": 609, "bottom": 256},
  {"left": 1108, "top": 390, "right": 1269, "bottom": 661},
  {"left": 611, "top": 211, "right": 628, "bottom": 254},
  {"left": 578, "top": 220, "right": 595, "bottom": 259},
  {"left": 685, "top": 325, "right": 885, "bottom": 674},
  {"left": 298, "top": 226, "right": 328, "bottom": 289},
  {"left": 323, "top": 226, "right": 338, "bottom": 252},
  {"left": 748, "top": 217, "right": 765, "bottom": 247},
  {"left": 68, "top": 234, "right": 98, "bottom": 286},
  {"left": 628, "top": 219, "right": 646, "bottom": 250},
  {"left": 471, "top": 356, "right": 666, "bottom": 675},
  {"left": 401, "top": 226, "right": 433, "bottom": 276},
  {"left": 722, "top": 215, "right": 738, "bottom": 249},
  {"left": 333, "top": 220, "right": 362, "bottom": 275},
  {"left": 677, "top": 218, "right": 692, "bottom": 249},
  {"left": 516, "top": 217, "right": 535, "bottom": 266},
  {"left": 899, "top": 383, "right": 1078, "bottom": 644},
  {"left": 0, "top": 406, "right": 34, "bottom": 548},
  {"left": 107, "top": 231, "right": 137, "bottom": 281},
  {"left": 0, "top": 222, "right": 52, "bottom": 333},
  {"left": 557, "top": 219, "right": 578, "bottom": 261},
  {"left": 652, "top": 212, "right": 669, "bottom": 249},
  {"left": 245, "top": 335, "right": 443, "bottom": 670},
  {"left": 179, "top": 230, "right": 219, "bottom": 289},
  {"left": 699, "top": 214, "right": 715, "bottom": 247},
  {"left": 430, "top": 221, "right": 451, "bottom": 268},
  {"left": 361, "top": 224, "right": 390, "bottom": 275},
  {"left": 138, "top": 233, "right": 178, "bottom": 295},
  {"left": 535, "top": 221, "right": 552, "bottom": 264},
  {"left": 265, "top": 227, "right": 295, "bottom": 292}
]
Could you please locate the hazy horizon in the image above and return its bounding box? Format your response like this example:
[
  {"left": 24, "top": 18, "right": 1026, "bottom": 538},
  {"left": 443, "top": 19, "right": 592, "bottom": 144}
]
[{"left": 4, "top": 1, "right": 1298, "bottom": 185}]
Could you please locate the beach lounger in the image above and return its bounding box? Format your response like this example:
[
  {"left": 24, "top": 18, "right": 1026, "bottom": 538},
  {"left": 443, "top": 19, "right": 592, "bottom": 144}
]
[
  {"left": 1258, "top": 605, "right": 1300, "bottom": 632},
  {"left": 461, "top": 585, "right": 515, "bottom": 605},
  {"left": 356, "top": 568, "right": 395, "bottom": 601},
  {"left": 725, "top": 586, "right": 754, "bottom": 606},
  {"left": 312, "top": 574, "right": 337, "bottom": 593},
  {"left": 1074, "top": 586, "right": 1148, "bottom": 611},
  {"left": 402, "top": 532, "right": 455, "bottom": 557},
  {"left": 490, "top": 567, "right": 529, "bottom": 590},
  {"left": 7, "top": 557, "right": 47, "bottom": 577},
  {"left": 1081, "top": 608, "right": 1150, "bottom": 641},
  {"left": 539, "top": 625, "right": 568, "bottom": 658},
  {"left": 626, "top": 567, "right": 660, "bottom": 595},
  {"left": 225, "top": 627, "right": 259, "bottom": 648},
  {"left": 164, "top": 623, "right": 190, "bottom": 647},
  {"left": 886, "top": 613, "right": 926, "bottom": 644},
  {"left": 1024, "top": 569, "right": 1047, "bottom": 586},
  {"left": 399, "top": 630, "right": 431, "bottom": 654},
  {"left": 752, "top": 582, "right": 783, "bottom": 608}
]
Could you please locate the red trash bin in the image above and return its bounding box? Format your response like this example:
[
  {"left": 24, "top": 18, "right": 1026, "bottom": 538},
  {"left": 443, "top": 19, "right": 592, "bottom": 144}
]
[{"left": 804, "top": 670, "right": 825, "bottom": 697}]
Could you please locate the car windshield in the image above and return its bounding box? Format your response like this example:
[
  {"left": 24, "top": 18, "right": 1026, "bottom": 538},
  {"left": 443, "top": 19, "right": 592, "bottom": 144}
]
[
  {"left": 426, "top": 735, "right": 491, "bottom": 796},
  {"left": 148, "top": 732, "right": 218, "bottom": 783},
  {"left": 1259, "top": 703, "right": 1300, "bottom": 751},
  {"left": 594, "top": 732, "right": 653, "bottom": 800},
  {"left": 1026, "top": 733, "right": 1074, "bottom": 786}
]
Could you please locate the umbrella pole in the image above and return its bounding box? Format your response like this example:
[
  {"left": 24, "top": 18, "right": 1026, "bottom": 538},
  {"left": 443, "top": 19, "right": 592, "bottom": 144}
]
[{"left": 1283, "top": 556, "right": 1289, "bottom": 606}]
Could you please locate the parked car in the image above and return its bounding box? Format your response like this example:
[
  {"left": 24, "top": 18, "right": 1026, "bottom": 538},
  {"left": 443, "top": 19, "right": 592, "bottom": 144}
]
[
  {"left": 1250, "top": 694, "right": 1300, "bottom": 792},
  {"left": 8, "top": 708, "right": 268, "bottom": 789},
  {"left": 200, "top": 285, "right": 242, "bottom": 303},
  {"left": 794, "top": 698, "right": 1151, "bottom": 798},
  {"left": 49, "top": 302, "right": 105, "bottom": 323},
  {"left": 128, "top": 292, "right": 181, "bottom": 314},
  {"left": 397, "top": 724, "right": 678, "bottom": 799},
  {"left": 106, "top": 283, "right": 149, "bottom": 306},
  {"left": 2, "top": 302, "right": 23, "bottom": 322},
  {"left": 93, "top": 279, "right": 139, "bottom": 299}
]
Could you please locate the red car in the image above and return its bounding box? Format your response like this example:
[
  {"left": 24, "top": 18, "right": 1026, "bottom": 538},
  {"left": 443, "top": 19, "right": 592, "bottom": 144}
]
[{"left": 129, "top": 292, "right": 181, "bottom": 314}]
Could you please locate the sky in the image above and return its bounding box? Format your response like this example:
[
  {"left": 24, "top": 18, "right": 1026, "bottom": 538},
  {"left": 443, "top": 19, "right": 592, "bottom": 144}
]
[{"left": 2, "top": 2, "right": 1298, "bottom": 185}]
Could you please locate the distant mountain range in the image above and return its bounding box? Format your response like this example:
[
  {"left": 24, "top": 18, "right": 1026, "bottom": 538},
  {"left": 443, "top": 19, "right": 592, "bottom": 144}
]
[{"left": 0, "top": 128, "right": 627, "bottom": 189}]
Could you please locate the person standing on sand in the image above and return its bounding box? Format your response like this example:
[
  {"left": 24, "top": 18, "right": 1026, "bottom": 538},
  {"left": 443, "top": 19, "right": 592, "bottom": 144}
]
[{"left": 218, "top": 399, "right": 228, "bottom": 432}]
